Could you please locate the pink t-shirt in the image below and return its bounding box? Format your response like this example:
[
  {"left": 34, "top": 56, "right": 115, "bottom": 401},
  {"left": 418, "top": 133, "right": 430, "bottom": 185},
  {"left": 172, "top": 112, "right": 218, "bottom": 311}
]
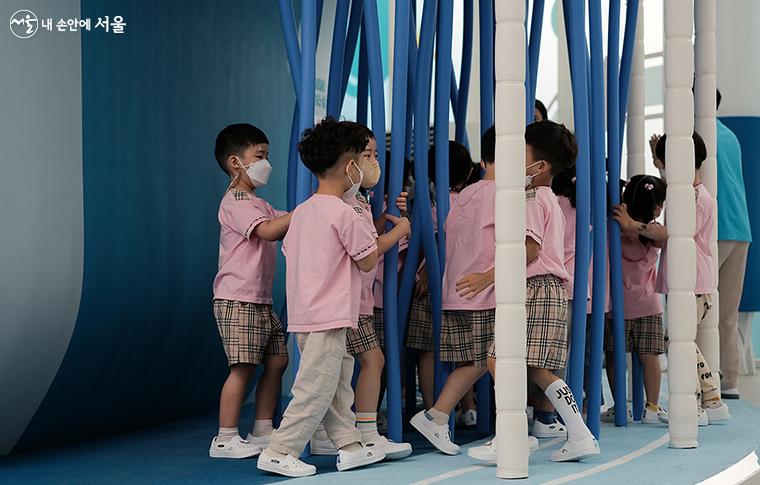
[
  {"left": 283, "top": 194, "right": 378, "bottom": 333},
  {"left": 373, "top": 237, "right": 407, "bottom": 309},
  {"left": 213, "top": 190, "right": 284, "bottom": 304},
  {"left": 621, "top": 237, "right": 663, "bottom": 319},
  {"left": 558, "top": 195, "right": 576, "bottom": 299},
  {"left": 349, "top": 195, "right": 379, "bottom": 315},
  {"left": 526, "top": 187, "right": 570, "bottom": 282},
  {"left": 656, "top": 184, "right": 716, "bottom": 295},
  {"left": 442, "top": 180, "right": 496, "bottom": 310}
]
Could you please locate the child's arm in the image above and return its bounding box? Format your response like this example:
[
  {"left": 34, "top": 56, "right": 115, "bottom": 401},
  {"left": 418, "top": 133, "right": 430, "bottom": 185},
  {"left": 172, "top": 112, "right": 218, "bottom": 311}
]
[
  {"left": 456, "top": 268, "right": 495, "bottom": 300},
  {"left": 356, "top": 251, "right": 379, "bottom": 272},
  {"left": 649, "top": 134, "right": 664, "bottom": 171},
  {"left": 374, "top": 192, "right": 408, "bottom": 235},
  {"left": 376, "top": 214, "right": 411, "bottom": 256},
  {"left": 415, "top": 262, "right": 429, "bottom": 297},
  {"left": 526, "top": 237, "right": 541, "bottom": 264},
  {"left": 252, "top": 212, "right": 293, "bottom": 241}
]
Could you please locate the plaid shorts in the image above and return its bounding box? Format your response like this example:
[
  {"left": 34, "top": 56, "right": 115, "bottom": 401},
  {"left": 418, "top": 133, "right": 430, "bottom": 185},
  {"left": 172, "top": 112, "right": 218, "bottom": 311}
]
[
  {"left": 604, "top": 314, "right": 665, "bottom": 355},
  {"left": 405, "top": 293, "right": 434, "bottom": 352},
  {"left": 525, "top": 275, "right": 568, "bottom": 370},
  {"left": 440, "top": 309, "right": 495, "bottom": 368},
  {"left": 213, "top": 299, "right": 287, "bottom": 366},
  {"left": 346, "top": 314, "right": 383, "bottom": 356}
]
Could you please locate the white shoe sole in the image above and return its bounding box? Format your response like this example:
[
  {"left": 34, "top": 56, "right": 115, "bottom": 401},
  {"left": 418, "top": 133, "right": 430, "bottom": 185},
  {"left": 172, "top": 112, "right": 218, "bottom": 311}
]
[
  {"left": 209, "top": 446, "right": 261, "bottom": 459},
  {"left": 384, "top": 444, "right": 413, "bottom": 460},
  {"left": 706, "top": 405, "right": 731, "bottom": 423},
  {"left": 336, "top": 451, "right": 385, "bottom": 471},
  {"left": 310, "top": 446, "right": 339, "bottom": 456},
  {"left": 532, "top": 423, "right": 568, "bottom": 438},
  {"left": 410, "top": 413, "right": 459, "bottom": 455},
  {"left": 550, "top": 440, "right": 600, "bottom": 462},
  {"left": 467, "top": 447, "right": 495, "bottom": 463},
  {"left": 257, "top": 459, "right": 315, "bottom": 477}
]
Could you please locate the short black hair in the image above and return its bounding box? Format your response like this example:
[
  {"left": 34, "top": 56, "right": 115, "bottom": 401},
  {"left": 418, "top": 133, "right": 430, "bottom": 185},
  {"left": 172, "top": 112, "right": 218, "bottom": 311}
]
[
  {"left": 717, "top": 88, "right": 722, "bottom": 109},
  {"left": 535, "top": 99, "right": 548, "bottom": 121},
  {"left": 297, "top": 117, "right": 373, "bottom": 176},
  {"left": 214, "top": 123, "right": 269, "bottom": 175},
  {"left": 428, "top": 140, "right": 475, "bottom": 191},
  {"left": 623, "top": 175, "right": 667, "bottom": 246},
  {"left": 481, "top": 126, "right": 495, "bottom": 164},
  {"left": 551, "top": 166, "right": 576, "bottom": 207},
  {"left": 655, "top": 132, "right": 707, "bottom": 170},
  {"left": 525, "top": 120, "right": 578, "bottom": 175}
]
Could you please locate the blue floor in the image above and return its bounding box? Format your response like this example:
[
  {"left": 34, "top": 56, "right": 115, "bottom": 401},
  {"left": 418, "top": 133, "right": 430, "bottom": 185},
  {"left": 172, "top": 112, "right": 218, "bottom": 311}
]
[{"left": 2, "top": 400, "right": 759, "bottom": 484}]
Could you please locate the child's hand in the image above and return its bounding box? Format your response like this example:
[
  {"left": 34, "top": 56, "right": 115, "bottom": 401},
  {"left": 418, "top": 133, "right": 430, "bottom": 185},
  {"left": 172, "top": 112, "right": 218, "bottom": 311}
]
[
  {"left": 456, "top": 270, "right": 494, "bottom": 300},
  {"left": 649, "top": 134, "right": 664, "bottom": 170},
  {"left": 396, "top": 192, "right": 409, "bottom": 216},
  {"left": 386, "top": 214, "right": 411, "bottom": 236},
  {"left": 611, "top": 203, "right": 636, "bottom": 233},
  {"left": 415, "top": 265, "right": 429, "bottom": 297}
]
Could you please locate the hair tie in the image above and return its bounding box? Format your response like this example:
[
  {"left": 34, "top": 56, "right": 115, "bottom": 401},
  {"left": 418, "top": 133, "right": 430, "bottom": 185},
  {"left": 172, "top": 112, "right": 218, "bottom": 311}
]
[
  {"left": 644, "top": 183, "right": 654, "bottom": 191},
  {"left": 571, "top": 177, "right": 577, "bottom": 184}
]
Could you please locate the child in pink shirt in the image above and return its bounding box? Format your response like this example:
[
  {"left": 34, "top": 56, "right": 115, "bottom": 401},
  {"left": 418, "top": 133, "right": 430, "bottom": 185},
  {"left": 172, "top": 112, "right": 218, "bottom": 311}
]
[
  {"left": 257, "top": 118, "right": 410, "bottom": 478},
  {"left": 210, "top": 124, "right": 292, "bottom": 459},
  {"left": 608, "top": 175, "right": 668, "bottom": 424},
  {"left": 614, "top": 132, "right": 730, "bottom": 424}
]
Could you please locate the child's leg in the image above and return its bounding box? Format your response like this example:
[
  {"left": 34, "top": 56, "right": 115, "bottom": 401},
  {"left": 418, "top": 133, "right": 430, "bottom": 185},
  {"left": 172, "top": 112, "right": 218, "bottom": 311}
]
[
  {"left": 219, "top": 364, "right": 257, "bottom": 432},
  {"left": 640, "top": 354, "right": 661, "bottom": 406},
  {"left": 529, "top": 366, "right": 592, "bottom": 442},
  {"left": 252, "top": 354, "right": 289, "bottom": 435},
  {"left": 355, "top": 347, "right": 385, "bottom": 441},
  {"left": 605, "top": 351, "right": 616, "bottom": 396},
  {"left": 460, "top": 386, "right": 476, "bottom": 412},
  {"left": 267, "top": 330, "right": 361, "bottom": 457},
  {"left": 418, "top": 351, "right": 435, "bottom": 409},
  {"left": 695, "top": 344, "right": 721, "bottom": 405},
  {"left": 429, "top": 363, "right": 488, "bottom": 422}
]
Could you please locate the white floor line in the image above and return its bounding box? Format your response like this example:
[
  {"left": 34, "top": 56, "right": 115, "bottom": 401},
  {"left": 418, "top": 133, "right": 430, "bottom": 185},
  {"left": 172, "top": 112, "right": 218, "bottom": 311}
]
[
  {"left": 696, "top": 451, "right": 760, "bottom": 485},
  {"left": 539, "top": 433, "right": 670, "bottom": 485},
  {"left": 409, "top": 437, "right": 565, "bottom": 485}
]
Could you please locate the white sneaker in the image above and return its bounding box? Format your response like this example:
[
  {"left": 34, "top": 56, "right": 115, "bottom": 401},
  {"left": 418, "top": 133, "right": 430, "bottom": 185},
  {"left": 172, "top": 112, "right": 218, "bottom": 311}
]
[
  {"left": 657, "top": 407, "right": 709, "bottom": 426},
  {"left": 532, "top": 419, "right": 568, "bottom": 438},
  {"left": 550, "top": 436, "right": 600, "bottom": 462},
  {"left": 600, "top": 405, "right": 632, "bottom": 423},
  {"left": 641, "top": 406, "right": 667, "bottom": 424},
  {"left": 336, "top": 443, "right": 386, "bottom": 471},
  {"left": 705, "top": 402, "right": 731, "bottom": 423},
  {"left": 410, "top": 410, "right": 460, "bottom": 455},
  {"left": 468, "top": 436, "right": 539, "bottom": 463},
  {"left": 257, "top": 449, "right": 316, "bottom": 477},
  {"left": 209, "top": 435, "right": 259, "bottom": 459},
  {"left": 366, "top": 435, "right": 412, "bottom": 460},
  {"left": 458, "top": 409, "right": 477, "bottom": 427},
  {"left": 245, "top": 433, "right": 270, "bottom": 455},
  {"left": 310, "top": 436, "right": 339, "bottom": 456}
]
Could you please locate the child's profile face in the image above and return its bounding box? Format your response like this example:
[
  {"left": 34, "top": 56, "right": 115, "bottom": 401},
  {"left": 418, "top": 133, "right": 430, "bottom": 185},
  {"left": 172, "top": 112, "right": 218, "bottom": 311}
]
[
  {"left": 654, "top": 205, "right": 663, "bottom": 220},
  {"left": 360, "top": 137, "right": 378, "bottom": 170},
  {"left": 231, "top": 143, "right": 269, "bottom": 187}
]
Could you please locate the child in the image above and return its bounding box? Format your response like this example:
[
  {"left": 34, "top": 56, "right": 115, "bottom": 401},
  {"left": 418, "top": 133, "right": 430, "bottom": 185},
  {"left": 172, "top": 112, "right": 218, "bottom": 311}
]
[
  {"left": 310, "top": 125, "right": 413, "bottom": 459},
  {"left": 608, "top": 175, "right": 668, "bottom": 424},
  {"left": 471, "top": 121, "right": 599, "bottom": 463},
  {"left": 407, "top": 140, "right": 479, "bottom": 415},
  {"left": 617, "top": 132, "right": 730, "bottom": 425},
  {"left": 257, "top": 118, "right": 410, "bottom": 477},
  {"left": 210, "top": 123, "right": 291, "bottom": 458}
]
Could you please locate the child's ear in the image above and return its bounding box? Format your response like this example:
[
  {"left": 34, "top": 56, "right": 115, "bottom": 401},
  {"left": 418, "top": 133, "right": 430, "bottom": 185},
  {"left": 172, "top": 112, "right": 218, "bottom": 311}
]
[{"left": 480, "top": 160, "right": 486, "bottom": 171}]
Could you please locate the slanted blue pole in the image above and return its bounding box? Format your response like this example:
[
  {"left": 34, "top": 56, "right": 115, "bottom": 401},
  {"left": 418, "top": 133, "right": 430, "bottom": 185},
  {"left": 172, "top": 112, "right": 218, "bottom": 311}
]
[
  {"left": 357, "top": 28, "right": 369, "bottom": 126},
  {"left": 527, "top": 0, "right": 545, "bottom": 112},
  {"left": 455, "top": 0, "right": 474, "bottom": 146},
  {"left": 562, "top": 0, "right": 592, "bottom": 411},
  {"left": 326, "top": 0, "right": 350, "bottom": 118},
  {"left": 363, "top": 0, "right": 387, "bottom": 219},
  {"left": 607, "top": 0, "right": 629, "bottom": 427},
  {"left": 618, "top": 0, "right": 640, "bottom": 148},
  {"left": 297, "top": 0, "right": 317, "bottom": 203},
  {"left": 587, "top": 0, "right": 608, "bottom": 439},
  {"left": 479, "top": 0, "right": 494, "bottom": 133},
  {"left": 340, "top": 0, "right": 364, "bottom": 108}
]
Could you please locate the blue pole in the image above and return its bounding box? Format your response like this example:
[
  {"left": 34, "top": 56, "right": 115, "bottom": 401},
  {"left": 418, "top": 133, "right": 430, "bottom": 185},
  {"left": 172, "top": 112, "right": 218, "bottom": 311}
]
[
  {"left": 277, "top": 0, "right": 302, "bottom": 95},
  {"left": 527, "top": 0, "right": 545, "bottom": 113},
  {"left": 618, "top": 0, "right": 639, "bottom": 148},
  {"left": 326, "top": 0, "right": 350, "bottom": 118},
  {"left": 340, "top": 0, "right": 364, "bottom": 108},
  {"left": 479, "top": 0, "right": 494, "bottom": 134},
  {"left": 297, "top": 0, "right": 317, "bottom": 204},
  {"left": 562, "top": 0, "right": 592, "bottom": 411},
  {"left": 607, "top": 0, "right": 629, "bottom": 427},
  {"left": 587, "top": 0, "right": 608, "bottom": 439},
  {"left": 455, "top": 0, "right": 474, "bottom": 146},
  {"left": 357, "top": 28, "right": 369, "bottom": 126},
  {"left": 363, "top": 0, "right": 387, "bottom": 219},
  {"left": 632, "top": 352, "right": 645, "bottom": 419}
]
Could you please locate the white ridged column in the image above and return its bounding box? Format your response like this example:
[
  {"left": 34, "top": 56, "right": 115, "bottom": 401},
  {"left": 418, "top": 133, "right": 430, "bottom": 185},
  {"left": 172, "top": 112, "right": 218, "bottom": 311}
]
[
  {"left": 494, "top": 0, "right": 528, "bottom": 478},
  {"left": 694, "top": 0, "right": 720, "bottom": 393},
  {"left": 664, "top": 0, "right": 699, "bottom": 449},
  {"left": 626, "top": 0, "right": 645, "bottom": 178}
]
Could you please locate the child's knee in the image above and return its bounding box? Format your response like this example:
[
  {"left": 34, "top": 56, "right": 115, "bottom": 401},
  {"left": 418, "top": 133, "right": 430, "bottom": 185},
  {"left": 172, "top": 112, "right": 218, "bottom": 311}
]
[
  {"left": 230, "top": 363, "right": 257, "bottom": 380},
  {"left": 359, "top": 348, "right": 385, "bottom": 372},
  {"left": 266, "top": 354, "right": 289, "bottom": 374}
]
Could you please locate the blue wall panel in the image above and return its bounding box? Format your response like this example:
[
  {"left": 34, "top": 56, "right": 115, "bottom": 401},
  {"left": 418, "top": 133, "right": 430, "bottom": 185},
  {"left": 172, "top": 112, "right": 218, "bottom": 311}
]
[{"left": 18, "top": 0, "right": 295, "bottom": 449}]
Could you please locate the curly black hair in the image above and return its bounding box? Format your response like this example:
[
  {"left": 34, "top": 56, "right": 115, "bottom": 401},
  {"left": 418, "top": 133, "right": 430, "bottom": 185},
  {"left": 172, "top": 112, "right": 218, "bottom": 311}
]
[
  {"left": 525, "top": 120, "right": 578, "bottom": 175},
  {"left": 297, "top": 117, "right": 374, "bottom": 176}
]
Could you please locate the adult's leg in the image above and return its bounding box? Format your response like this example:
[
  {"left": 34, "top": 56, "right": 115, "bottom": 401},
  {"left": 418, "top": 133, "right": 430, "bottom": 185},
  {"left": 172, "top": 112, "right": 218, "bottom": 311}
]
[{"left": 718, "top": 241, "right": 749, "bottom": 391}]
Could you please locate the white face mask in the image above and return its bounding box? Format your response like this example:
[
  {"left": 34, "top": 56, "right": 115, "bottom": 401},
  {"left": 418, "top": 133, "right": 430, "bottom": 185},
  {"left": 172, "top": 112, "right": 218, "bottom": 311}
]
[
  {"left": 343, "top": 162, "right": 364, "bottom": 202},
  {"left": 525, "top": 161, "right": 541, "bottom": 189},
  {"left": 244, "top": 159, "right": 273, "bottom": 188}
]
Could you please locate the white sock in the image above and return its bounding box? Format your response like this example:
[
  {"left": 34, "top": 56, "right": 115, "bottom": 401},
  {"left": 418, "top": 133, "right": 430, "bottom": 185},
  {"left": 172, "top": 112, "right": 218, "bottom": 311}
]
[
  {"left": 545, "top": 379, "right": 593, "bottom": 442},
  {"left": 356, "top": 412, "right": 380, "bottom": 442},
  {"left": 426, "top": 408, "right": 450, "bottom": 426},
  {"left": 252, "top": 419, "right": 274, "bottom": 437},
  {"left": 217, "top": 426, "right": 239, "bottom": 442}
]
